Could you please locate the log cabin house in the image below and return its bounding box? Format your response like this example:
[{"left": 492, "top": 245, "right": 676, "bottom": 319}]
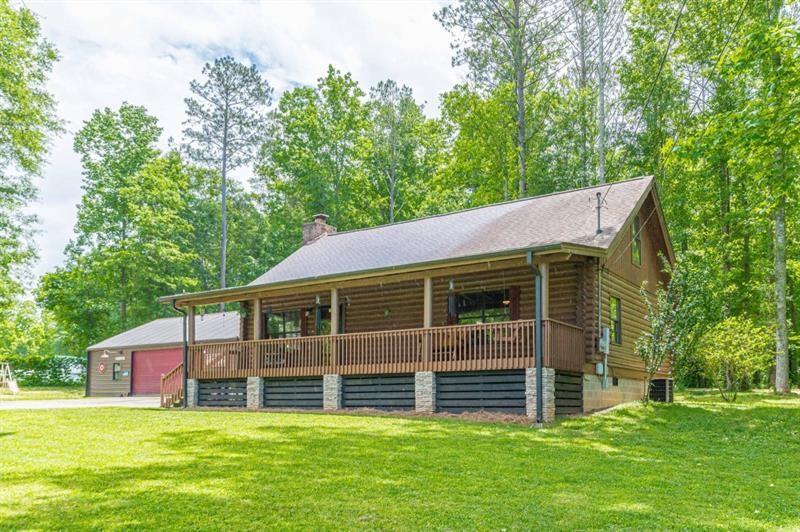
[{"left": 159, "top": 176, "right": 674, "bottom": 420}]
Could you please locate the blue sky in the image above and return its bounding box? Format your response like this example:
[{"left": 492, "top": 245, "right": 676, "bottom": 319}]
[{"left": 24, "top": 0, "right": 463, "bottom": 281}]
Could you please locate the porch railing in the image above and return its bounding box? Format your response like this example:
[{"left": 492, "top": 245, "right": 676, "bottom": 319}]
[
  {"left": 187, "top": 318, "right": 585, "bottom": 380},
  {"left": 159, "top": 362, "right": 183, "bottom": 407}
]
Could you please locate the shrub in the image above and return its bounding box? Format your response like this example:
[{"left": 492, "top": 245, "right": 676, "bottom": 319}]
[
  {"left": 0, "top": 354, "right": 85, "bottom": 386},
  {"left": 636, "top": 255, "right": 717, "bottom": 403},
  {"left": 697, "top": 317, "right": 773, "bottom": 402}
]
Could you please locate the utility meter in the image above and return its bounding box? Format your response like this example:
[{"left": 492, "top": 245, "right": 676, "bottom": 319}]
[{"left": 598, "top": 326, "right": 611, "bottom": 355}]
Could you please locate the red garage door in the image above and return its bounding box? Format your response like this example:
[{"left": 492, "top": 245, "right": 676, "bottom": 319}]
[{"left": 131, "top": 348, "right": 182, "bottom": 395}]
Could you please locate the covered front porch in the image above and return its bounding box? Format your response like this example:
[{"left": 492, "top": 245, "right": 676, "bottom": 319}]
[{"left": 165, "top": 255, "right": 596, "bottom": 419}]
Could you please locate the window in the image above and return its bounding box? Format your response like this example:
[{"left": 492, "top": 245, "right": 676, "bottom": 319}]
[
  {"left": 631, "top": 216, "right": 642, "bottom": 266},
  {"left": 455, "top": 290, "right": 510, "bottom": 325},
  {"left": 609, "top": 297, "right": 622, "bottom": 344},
  {"left": 112, "top": 362, "right": 122, "bottom": 381},
  {"left": 267, "top": 310, "right": 302, "bottom": 339},
  {"left": 316, "top": 306, "right": 331, "bottom": 335}
]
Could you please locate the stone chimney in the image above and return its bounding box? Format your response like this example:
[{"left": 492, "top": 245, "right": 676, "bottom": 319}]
[{"left": 302, "top": 213, "right": 336, "bottom": 244}]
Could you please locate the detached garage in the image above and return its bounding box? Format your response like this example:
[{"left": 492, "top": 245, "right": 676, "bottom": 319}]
[{"left": 86, "top": 312, "right": 240, "bottom": 397}]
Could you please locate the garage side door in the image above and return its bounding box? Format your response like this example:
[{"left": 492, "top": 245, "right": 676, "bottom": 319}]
[{"left": 131, "top": 348, "right": 182, "bottom": 395}]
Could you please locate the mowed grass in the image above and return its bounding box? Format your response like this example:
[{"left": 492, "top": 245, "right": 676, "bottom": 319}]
[
  {"left": 0, "top": 385, "right": 84, "bottom": 401},
  {"left": 0, "top": 392, "right": 798, "bottom": 530}
]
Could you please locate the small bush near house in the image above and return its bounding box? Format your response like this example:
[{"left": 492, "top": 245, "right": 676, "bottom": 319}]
[{"left": 698, "top": 316, "right": 773, "bottom": 401}]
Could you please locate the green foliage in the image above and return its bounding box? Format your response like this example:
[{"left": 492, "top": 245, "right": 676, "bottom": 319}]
[
  {"left": 636, "top": 255, "right": 719, "bottom": 401},
  {"left": 0, "top": 299, "right": 57, "bottom": 359},
  {"left": 0, "top": 354, "right": 83, "bottom": 386},
  {"left": 0, "top": 299, "right": 76, "bottom": 385},
  {"left": 698, "top": 316, "right": 774, "bottom": 402},
  {"left": 258, "top": 66, "right": 368, "bottom": 230},
  {"left": 38, "top": 105, "right": 199, "bottom": 353},
  {"left": 0, "top": 0, "right": 60, "bottom": 176},
  {"left": 0, "top": 0, "right": 60, "bottom": 347},
  {"left": 363, "top": 80, "right": 438, "bottom": 223}
]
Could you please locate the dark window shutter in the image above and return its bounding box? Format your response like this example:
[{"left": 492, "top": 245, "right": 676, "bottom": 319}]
[
  {"left": 509, "top": 286, "right": 521, "bottom": 320},
  {"left": 447, "top": 293, "right": 458, "bottom": 325},
  {"left": 300, "top": 310, "right": 308, "bottom": 338}
]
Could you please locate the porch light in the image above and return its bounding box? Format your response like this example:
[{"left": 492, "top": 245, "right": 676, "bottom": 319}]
[
  {"left": 448, "top": 279, "right": 455, "bottom": 291},
  {"left": 315, "top": 295, "right": 321, "bottom": 305}
]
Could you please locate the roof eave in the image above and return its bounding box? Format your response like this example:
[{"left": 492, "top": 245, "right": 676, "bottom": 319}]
[{"left": 159, "top": 242, "right": 608, "bottom": 307}]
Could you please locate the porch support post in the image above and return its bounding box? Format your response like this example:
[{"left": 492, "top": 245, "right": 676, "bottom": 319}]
[
  {"left": 540, "top": 263, "right": 549, "bottom": 319},
  {"left": 247, "top": 376, "right": 264, "bottom": 410},
  {"left": 187, "top": 306, "right": 196, "bottom": 345},
  {"left": 535, "top": 268, "right": 544, "bottom": 424},
  {"left": 253, "top": 298, "right": 263, "bottom": 340},
  {"left": 323, "top": 374, "right": 342, "bottom": 410},
  {"left": 423, "top": 277, "right": 433, "bottom": 365},
  {"left": 423, "top": 277, "right": 433, "bottom": 328},
  {"left": 330, "top": 288, "right": 339, "bottom": 335},
  {"left": 330, "top": 288, "right": 339, "bottom": 370}
]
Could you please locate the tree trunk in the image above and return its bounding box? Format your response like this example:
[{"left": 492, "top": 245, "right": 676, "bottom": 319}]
[
  {"left": 596, "top": 0, "right": 606, "bottom": 184},
  {"left": 220, "top": 111, "right": 229, "bottom": 312},
  {"left": 775, "top": 194, "right": 789, "bottom": 393},
  {"left": 771, "top": 0, "right": 789, "bottom": 392},
  {"left": 120, "top": 265, "right": 127, "bottom": 328},
  {"left": 513, "top": 0, "right": 527, "bottom": 196}
]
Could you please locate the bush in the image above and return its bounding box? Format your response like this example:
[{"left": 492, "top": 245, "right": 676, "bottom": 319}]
[
  {"left": 697, "top": 317, "right": 773, "bottom": 402},
  {"left": 0, "top": 354, "right": 85, "bottom": 386}
]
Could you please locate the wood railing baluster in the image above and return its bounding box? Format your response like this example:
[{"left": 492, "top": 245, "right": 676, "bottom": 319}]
[{"left": 185, "top": 319, "right": 584, "bottom": 380}]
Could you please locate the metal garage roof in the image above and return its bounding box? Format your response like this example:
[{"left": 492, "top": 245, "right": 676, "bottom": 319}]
[{"left": 87, "top": 312, "right": 240, "bottom": 351}]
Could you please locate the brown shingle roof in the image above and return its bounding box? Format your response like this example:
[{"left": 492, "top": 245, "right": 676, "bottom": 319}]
[{"left": 250, "top": 177, "right": 653, "bottom": 286}]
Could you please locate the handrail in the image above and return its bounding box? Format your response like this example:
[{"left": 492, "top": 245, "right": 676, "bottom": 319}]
[
  {"left": 187, "top": 319, "right": 585, "bottom": 379},
  {"left": 160, "top": 362, "right": 184, "bottom": 408},
  {"left": 545, "top": 318, "right": 584, "bottom": 331}
]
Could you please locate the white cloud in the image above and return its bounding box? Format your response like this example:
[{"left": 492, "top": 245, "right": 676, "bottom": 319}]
[{"left": 23, "top": 0, "right": 463, "bottom": 281}]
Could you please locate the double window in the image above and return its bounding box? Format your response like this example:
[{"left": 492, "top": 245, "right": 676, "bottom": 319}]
[
  {"left": 267, "top": 310, "right": 302, "bottom": 339},
  {"left": 609, "top": 297, "right": 622, "bottom": 344},
  {"left": 631, "top": 216, "right": 642, "bottom": 266},
  {"left": 455, "top": 290, "right": 510, "bottom": 325}
]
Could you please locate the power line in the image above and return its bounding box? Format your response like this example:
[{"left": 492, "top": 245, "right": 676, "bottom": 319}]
[{"left": 628, "top": 0, "right": 689, "bottom": 142}]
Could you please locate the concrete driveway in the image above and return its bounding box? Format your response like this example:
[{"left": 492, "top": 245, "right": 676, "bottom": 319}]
[{"left": 0, "top": 396, "right": 160, "bottom": 410}]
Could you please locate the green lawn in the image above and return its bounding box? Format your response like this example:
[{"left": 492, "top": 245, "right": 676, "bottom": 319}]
[
  {"left": 0, "top": 385, "right": 84, "bottom": 401},
  {"left": 0, "top": 392, "right": 798, "bottom": 530}
]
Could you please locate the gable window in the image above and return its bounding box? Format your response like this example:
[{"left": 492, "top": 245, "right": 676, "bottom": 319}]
[
  {"left": 609, "top": 297, "right": 622, "bottom": 344},
  {"left": 631, "top": 216, "right": 642, "bottom": 266},
  {"left": 267, "top": 310, "right": 302, "bottom": 339},
  {"left": 455, "top": 290, "right": 510, "bottom": 325},
  {"left": 112, "top": 362, "right": 122, "bottom": 381}
]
